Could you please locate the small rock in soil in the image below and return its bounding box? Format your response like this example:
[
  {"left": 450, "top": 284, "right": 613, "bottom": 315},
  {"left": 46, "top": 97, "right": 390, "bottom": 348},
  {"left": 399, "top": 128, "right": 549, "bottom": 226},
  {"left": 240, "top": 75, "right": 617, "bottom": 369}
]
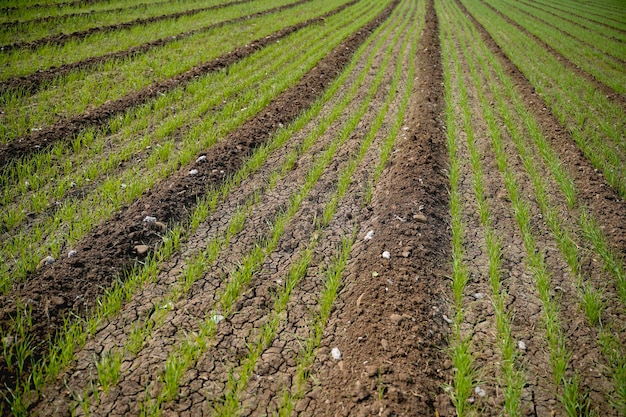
[
  {"left": 382, "top": 251, "right": 391, "bottom": 259},
  {"left": 38, "top": 255, "right": 55, "bottom": 268},
  {"left": 442, "top": 314, "right": 453, "bottom": 324},
  {"left": 390, "top": 313, "right": 403, "bottom": 324},
  {"left": 356, "top": 292, "right": 366, "bottom": 308},
  {"left": 413, "top": 213, "right": 427, "bottom": 223},
  {"left": 475, "top": 386, "right": 486, "bottom": 397},
  {"left": 67, "top": 250, "right": 77, "bottom": 258},
  {"left": 143, "top": 216, "right": 156, "bottom": 223},
  {"left": 364, "top": 230, "right": 375, "bottom": 240},
  {"left": 189, "top": 169, "right": 199, "bottom": 176},
  {"left": 134, "top": 245, "right": 149, "bottom": 255},
  {"left": 196, "top": 155, "right": 207, "bottom": 163},
  {"left": 473, "top": 293, "right": 484, "bottom": 300},
  {"left": 211, "top": 314, "right": 225, "bottom": 324},
  {"left": 518, "top": 340, "right": 527, "bottom": 350},
  {"left": 381, "top": 339, "right": 389, "bottom": 351},
  {"left": 331, "top": 347, "right": 342, "bottom": 360}
]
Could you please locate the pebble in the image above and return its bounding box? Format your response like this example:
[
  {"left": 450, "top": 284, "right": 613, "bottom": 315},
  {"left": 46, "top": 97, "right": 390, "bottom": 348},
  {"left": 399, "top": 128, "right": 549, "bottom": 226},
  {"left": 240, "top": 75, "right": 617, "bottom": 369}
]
[
  {"left": 382, "top": 251, "right": 391, "bottom": 259},
  {"left": 475, "top": 386, "right": 486, "bottom": 397},
  {"left": 143, "top": 216, "right": 156, "bottom": 223},
  {"left": 381, "top": 339, "right": 389, "bottom": 351},
  {"left": 364, "top": 230, "right": 375, "bottom": 240},
  {"left": 39, "top": 255, "right": 55, "bottom": 267},
  {"left": 413, "top": 213, "right": 427, "bottom": 223},
  {"left": 68, "top": 250, "right": 77, "bottom": 258},
  {"left": 390, "top": 313, "right": 403, "bottom": 324},
  {"left": 473, "top": 293, "right": 484, "bottom": 300},
  {"left": 518, "top": 340, "right": 527, "bottom": 350},
  {"left": 331, "top": 347, "right": 342, "bottom": 360},
  {"left": 196, "top": 155, "right": 207, "bottom": 163},
  {"left": 134, "top": 245, "right": 149, "bottom": 255},
  {"left": 211, "top": 314, "right": 224, "bottom": 324},
  {"left": 442, "top": 314, "right": 453, "bottom": 324},
  {"left": 189, "top": 169, "right": 199, "bottom": 176}
]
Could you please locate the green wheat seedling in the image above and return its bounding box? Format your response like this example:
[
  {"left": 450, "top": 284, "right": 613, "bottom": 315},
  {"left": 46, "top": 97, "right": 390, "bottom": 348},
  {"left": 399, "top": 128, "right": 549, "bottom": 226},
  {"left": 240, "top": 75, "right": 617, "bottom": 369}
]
[
  {"left": 438, "top": 2, "right": 527, "bottom": 412},
  {"left": 0, "top": 0, "right": 378, "bottom": 293},
  {"left": 1, "top": 0, "right": 232, "bottom": 45},
  {"left": 461, "top": 0, "right": 626, "bottom": 198},
  {"left": 146, "top": 12, "right": 402, "bottom": 411},
  {"left": 94, "top": 348, "right": 123, "bottom": 393},
  {"left": 214, "top": 6, "right": 417, "bottom": 412},
  {"left": 20, "top": 4, "right": 393, "bottom": 410},
  {"left": 487, "top": 0, "right": 626, "bottom": 92}
]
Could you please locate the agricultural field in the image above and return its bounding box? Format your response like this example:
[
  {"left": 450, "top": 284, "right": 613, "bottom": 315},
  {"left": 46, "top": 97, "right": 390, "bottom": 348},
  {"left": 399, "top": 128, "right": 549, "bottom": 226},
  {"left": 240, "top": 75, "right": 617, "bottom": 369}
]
[{"left": 0, "top": 0, "right": 624, "bottom": 415}]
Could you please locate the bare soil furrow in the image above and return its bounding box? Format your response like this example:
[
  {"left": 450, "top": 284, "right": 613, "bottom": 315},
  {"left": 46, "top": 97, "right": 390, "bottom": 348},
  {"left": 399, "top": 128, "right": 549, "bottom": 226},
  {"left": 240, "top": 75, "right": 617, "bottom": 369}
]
[
  {"left": 302, "top": 1, "right": 452, "bottom": 415},
  {"left": 477, "top": 0, "right": 626, "bottom": 107},
  {"left": 0, "top": 0, "right": 341, "bottom": 168},
  {"left": 0, "top": 0, "right": 397, "bottom": 400},
  {"left": 0, "top": 0, "right": 289, "bottom": 95},
  {"left": 1, "top": 0, "right": 258, "bottom": 51}
]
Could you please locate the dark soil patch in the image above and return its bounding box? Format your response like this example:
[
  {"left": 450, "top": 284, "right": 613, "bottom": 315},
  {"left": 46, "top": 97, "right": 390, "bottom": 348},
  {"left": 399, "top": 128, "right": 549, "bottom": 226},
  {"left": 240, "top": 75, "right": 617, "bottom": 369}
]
[
  {"left": 0, "top": 0, "right": 399, "bottom": 408},
  {"left": 476, "top": 0, "right": 626, "bottom": 107},
  {"left": 0, "top": 0, "right": 349, "bottom": 170},
  {"left": 457, "top": 0, "right": 626, "bottom": 264},
  {"left": 305, "top": 0, "right": 453, "bottom": 415},
  {"left": 0, "top": 0, "right": 307, "bottom": 95},
  {"left": 1, "top": 0, "right": 254, "bottom": 52}
]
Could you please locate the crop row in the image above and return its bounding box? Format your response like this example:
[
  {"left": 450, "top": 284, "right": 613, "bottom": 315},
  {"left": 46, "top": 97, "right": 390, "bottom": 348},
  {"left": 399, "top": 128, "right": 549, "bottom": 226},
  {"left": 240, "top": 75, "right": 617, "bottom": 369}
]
[
  {"left": 441, "top": 0, "right": 626, "bottom": 415},
  {"left": 0, "top": 0, "right": 398, "bottom": 412},
  {"left": 0, "top": 0, "right": 365, "bottom": 292},
  {"left": 0, "top": 0, "right": 239, "bottom": 46},
  {"left": 2, "top": 0, "right": 415, "bottom": 413}
]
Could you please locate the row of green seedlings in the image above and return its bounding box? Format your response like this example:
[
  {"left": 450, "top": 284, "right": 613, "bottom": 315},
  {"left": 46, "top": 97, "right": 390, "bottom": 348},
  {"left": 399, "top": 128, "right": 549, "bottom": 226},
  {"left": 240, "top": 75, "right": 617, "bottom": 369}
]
[
  {"left": 139, "top": 8, "right": 411, "bottom": 414},
  {"left": 0, "top": 0, "right": 236, "bottom": 46},
  {"left": 449, "top": 0, "right": 599, "bottom": 412},
  {"left": 212, "top": 3, "right": 418, "bottom": 414},
  {"left": 72, "top": 4, "right": 402, "bottom": 411},
  {"left": 0, "top": 0, "right": 379, "bottom": 293},
  {"left": 0, "top": 0, "right": 302, "bottom": 80},
  {"left": 454, "top": 2, "right": 626, "bottom": 410},
  {"left": 437, "top": 2, "right": 526, "bottom": 414},
  {"left": 3, "top": 3, "right": 398, "bottom": 414},
  {"left": 3, "top": 2, "right": 382, "bottom": 409},
  {"left": 0, "top": 0, "right": 181, "bottom": 23},
  {"left": 485, "top": 0, "right": 626, "bottom": 94},
  {"left": 526, "top": 0, "right": 626, "bottom": 42},
  {"left": 526, "top": 0, "right": 626, "bottom": 39},
  {"left": 511, "top": 0, "right": 626, "bottom": 60},
  {"left": 275, "top": 6, "right": 420, "bottom": 415},
  {"left": 0, "top": 0, "right": 328, "bottom": 135},
  {"left": 460, "top": 0, "right": 626, "bottom": 199},
  {"left": 536, "top": 0, "right": 626, "bottom": 29}
]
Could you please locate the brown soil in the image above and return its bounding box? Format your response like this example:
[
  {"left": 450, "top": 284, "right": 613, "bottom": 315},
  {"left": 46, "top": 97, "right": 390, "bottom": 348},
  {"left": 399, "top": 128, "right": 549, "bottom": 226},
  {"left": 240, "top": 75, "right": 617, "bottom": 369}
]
[
  {"left": 0, "top": 0, "right": 352, "bottom": 170},
  {"left": 302, "top": 1, "right": 453, "bottom": 415},
  {"left": 477, "top": 0, "right": 626, "bottom": 108},
  {"left": 0, "top": 0, "right": 307, "bottom": 95},
  {"left": 1, "top": 0, "right": 255, "bottom": 52},
  {"left": 0, "top": 0, "right": 398, "bottom": 407}
]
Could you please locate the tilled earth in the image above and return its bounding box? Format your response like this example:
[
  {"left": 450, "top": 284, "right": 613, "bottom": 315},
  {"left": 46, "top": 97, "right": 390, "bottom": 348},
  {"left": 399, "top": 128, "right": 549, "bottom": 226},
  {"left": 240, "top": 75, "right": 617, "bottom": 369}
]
[{"left": 2, "top": 0, "right": 626, "bottom": 415}]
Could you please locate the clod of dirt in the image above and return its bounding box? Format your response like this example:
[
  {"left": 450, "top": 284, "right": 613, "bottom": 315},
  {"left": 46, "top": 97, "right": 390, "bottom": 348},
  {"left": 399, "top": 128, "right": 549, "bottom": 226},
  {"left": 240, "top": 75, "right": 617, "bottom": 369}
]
[
  {"left": 382, "top": 251, "right": 391, "bottom": 259},
  {"left": 142, "top": 216, "right": 156, "bottom": 223},
  {"left": 134, "top": 245, "right": 149, "bottom": 255},
  {"left": 413, "top": 213, "right": 427, "bottom": 223},
  {"left": 364, "top": 230, "right": 375, "bottom": 240},
  {"left": 331, "top": 347, "right": 342, "bottom": 360},
  {"left": 353, "top": 381, "right": 370, "bottom": 402},
  {"left": 189, "top": 169, "right": 199, "bottom": 176},
  {"left": 356, "top": 292, "right": 366, "bottom": 308},
  {"left": 153, "top": 221, "right": 167, "bottom": 232},
  {"left": 389, "top": 313, "right": 404, "bottom": 324}
]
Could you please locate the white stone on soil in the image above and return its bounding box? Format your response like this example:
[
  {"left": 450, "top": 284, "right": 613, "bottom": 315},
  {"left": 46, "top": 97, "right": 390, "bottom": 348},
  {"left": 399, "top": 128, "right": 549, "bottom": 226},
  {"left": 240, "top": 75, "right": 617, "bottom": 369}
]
[
  {"left": 518, "top": 340, "right": 527, "bottom": 350},
  {"left": 196, "top": 155, "right": 207, "bottom": 163},
  {"left": 189, "top": 169, "right": 199, "bottom": 176},
  {"left": 364, "top": 230, "right": 375, "bottom": 240},
  {"left": 143, "top": 216, "right": 157, "bottom": 223},
  {"left": 331, "top": 347, "right": 342, "bottom": 360},
  {"left": 475, "top": 386, "right": 486, "bottom": 397},
  {"left": 382, "top": 251, "right": 391, "bottom": 259},
  {"left": 68, "top": 250, "right": 77, "bottom": 258}
]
